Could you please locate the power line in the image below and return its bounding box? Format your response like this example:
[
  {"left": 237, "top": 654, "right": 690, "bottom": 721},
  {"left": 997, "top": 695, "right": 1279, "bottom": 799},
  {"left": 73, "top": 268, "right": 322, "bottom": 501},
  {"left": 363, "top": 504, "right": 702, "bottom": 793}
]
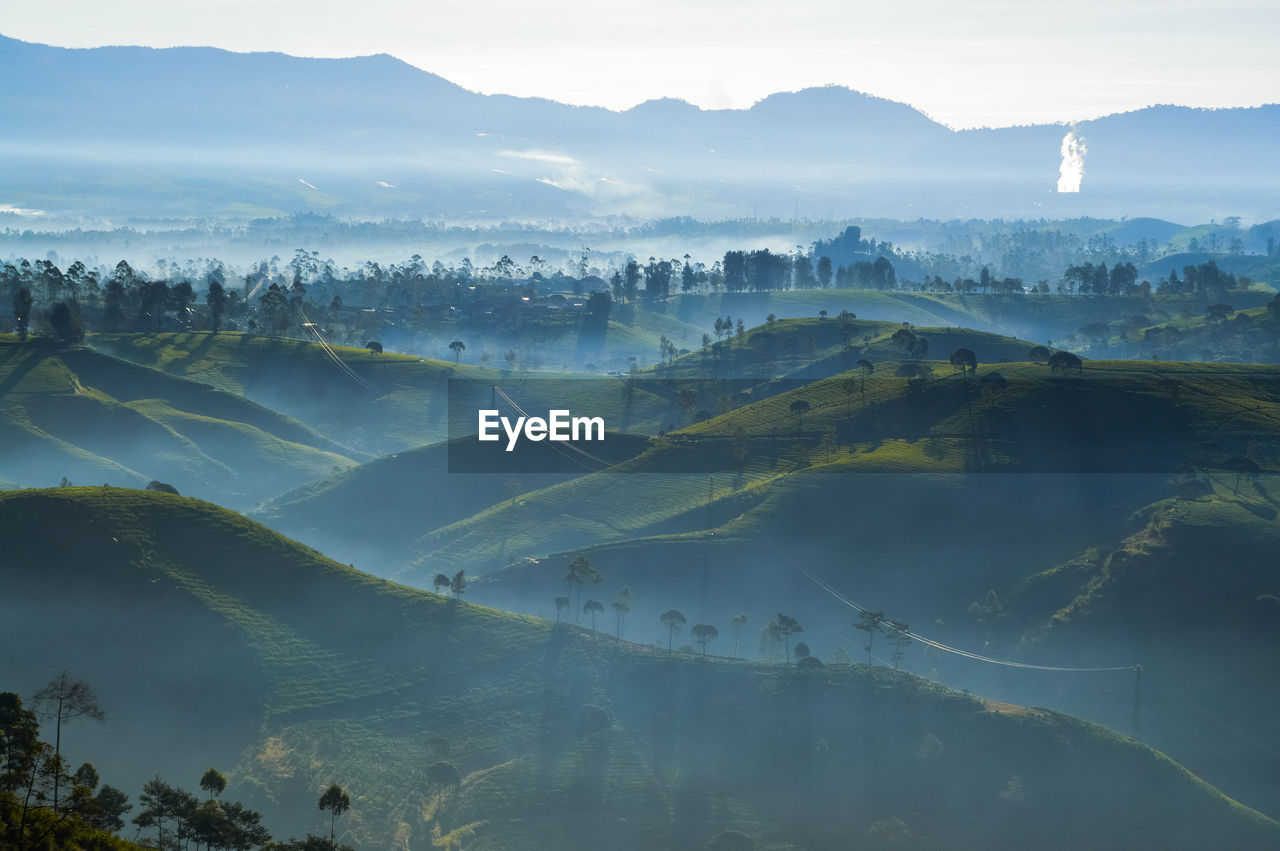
[
  {"left": 298, "top": 309, "right": 383, "bottom": 395},
  {"left": 491, "top": 385, "right": 612, "bottom": 469},
  {"left": 765, "top": 539, "right": 1137, "bottom": 674}
]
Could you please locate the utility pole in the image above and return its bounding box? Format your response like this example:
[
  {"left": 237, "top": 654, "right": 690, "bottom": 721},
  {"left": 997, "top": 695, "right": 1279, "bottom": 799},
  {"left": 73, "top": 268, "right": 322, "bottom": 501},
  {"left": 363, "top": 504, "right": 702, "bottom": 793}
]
[{"left": 1131, "top": 665, "right": 1144, "bottom": 741}]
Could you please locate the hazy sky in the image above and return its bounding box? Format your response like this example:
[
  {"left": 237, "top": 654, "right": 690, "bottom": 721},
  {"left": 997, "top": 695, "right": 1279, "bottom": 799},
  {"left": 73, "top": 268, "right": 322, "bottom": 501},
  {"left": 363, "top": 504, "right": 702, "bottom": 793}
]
[{"left": 7, "top": 0, "right": 1277, "bottom": 128}]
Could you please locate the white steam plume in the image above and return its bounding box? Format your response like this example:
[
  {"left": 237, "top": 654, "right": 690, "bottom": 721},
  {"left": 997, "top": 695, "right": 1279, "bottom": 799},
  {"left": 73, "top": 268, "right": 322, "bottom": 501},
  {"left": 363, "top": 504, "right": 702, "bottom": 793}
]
[{"left": 1057, "top": 128, "right": 1087, "bottom": 193}]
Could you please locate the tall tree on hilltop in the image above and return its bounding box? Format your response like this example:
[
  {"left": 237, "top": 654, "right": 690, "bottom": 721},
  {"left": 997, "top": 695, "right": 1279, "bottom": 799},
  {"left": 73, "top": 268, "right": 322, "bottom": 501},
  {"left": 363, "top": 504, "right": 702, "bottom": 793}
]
[
  {"left": 692, "top": 624, "right": 719, "bottom": 656},
  {"left": 612, "top": 586, "right": 633, "bottom": 639},
  {"left": 564, "top": 556, "right": 601, "bottom": 623},
  {"left": 583, "top": 600, "right": 604, "bottom": 632},
  {"left": 660, "top": 609, "right": 687, "bottom": 655},
  {"left": 855, "top": 610, "right": 886, "bottom": 665},
  {"left": 774, "top": 614, "right": 803, "bottom": 659},
  {"left": 731, "top": 613, "right": 748, "bottom": 658}
]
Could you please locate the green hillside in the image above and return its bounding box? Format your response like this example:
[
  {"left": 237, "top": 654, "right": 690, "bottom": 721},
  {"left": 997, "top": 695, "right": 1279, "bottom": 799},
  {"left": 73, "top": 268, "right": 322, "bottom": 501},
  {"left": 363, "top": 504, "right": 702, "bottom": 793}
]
[
  {"left": 252, "top": 433, "right": 652, "bottom": 571},
  {"left": 652, "top": 316, "right": 1038, "bottom": 384},
  {"left": 3, "top": 487, "right": 1277, "bottom": 849},
  {"left": 395, "top": 357, "right": 1280, "bottom": 589},
  {"left": 1086, "top": 299, "right": 1280, "bottom": 364},
  {"left": 90, "top": 332, "right": 688, "bottom": 453},
  {"left": 999, "top": 482, "right": 1280, "bottom": 818},
  {"left": 0, "top": 339, "right": 355, "bottom": 509},
  {"left": 663, "top": 290, "right": 1276, "bottom": 348},
  {"left": 91, "top": 331, "right": 499, "bottom": 453}
]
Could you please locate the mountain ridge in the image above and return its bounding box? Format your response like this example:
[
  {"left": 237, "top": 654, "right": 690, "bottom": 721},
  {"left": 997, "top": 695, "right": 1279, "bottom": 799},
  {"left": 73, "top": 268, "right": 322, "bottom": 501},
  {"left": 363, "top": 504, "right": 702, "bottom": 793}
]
[{"left": 4, "top": 34, "right": 1277, "bottom": 221}]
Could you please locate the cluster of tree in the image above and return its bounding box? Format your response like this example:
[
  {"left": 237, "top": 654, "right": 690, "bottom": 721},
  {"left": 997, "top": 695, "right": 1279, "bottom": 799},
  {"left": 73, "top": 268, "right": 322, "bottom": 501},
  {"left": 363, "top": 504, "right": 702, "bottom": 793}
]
[
  {"left": 432, "top": 571, "right": 469, "bottom": 599},
  {"left": 1063, "top": 261, "right": 1142, "bottom": 295},
  {"left": 909, "top": 268, "right": 1028, "bottom": 295},
  {"left": 854, "top": 611, "right": 914, "bottom": 670},
  {"left": 1, "top": 678, "right": 131, "bottom": 850},
  {"left": 2, "top": 672, "right": 357, "bottom": 851},
  {"left": 558, "top": 556, "right": 637, "bottom": 640},
  {"left": 132, "top": 772, "right": 272, "bottom": 850},
  {"left": 1133, "top": 297, "right": 1280, "bottom": 362}
]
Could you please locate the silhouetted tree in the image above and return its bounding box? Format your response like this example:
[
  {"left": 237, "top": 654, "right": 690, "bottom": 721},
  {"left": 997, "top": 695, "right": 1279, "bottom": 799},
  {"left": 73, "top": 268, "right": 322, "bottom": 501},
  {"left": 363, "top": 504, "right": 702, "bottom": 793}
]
[
  {"left": 583, "top": 600, "right": 604, "bottom": 632},
  {"left": 731, "top": 613, "right": 748, "bottom": 658},
  {"left": 365, "top": 341, "right": 383, "bottom": 354},
  {"left": 433, "top": 574, "right": 450, "bottom": 595},
  {"left": 554, "top": 596, "right": 570, "bottom": 622},
  {"left": 448, "top": 340, "right": 465, "bottom": 363},
  {"left": 32, "top": 673, "right": 104, "bottom": 810},
  {"left": 818, "top": 429, "right": 838, "bottom": 462},
  {"left": 949, "top": 347, "right": 976, "bottom": 378},
  {"left": 1027, "top": 345, "right": 1052, "bottom": 362},
  {"left": 691, "top": 624, "right": 719, "bottom": 656},
  {"left": 817, "top": 256, "right": 833, "bottom": 288},
  {"left": 856, "top": 358, "right": 874, "bottom": 401},
  {"left": 612, "top": 586, "right": 633, "bottom": 639},
  {"left": 258, "top": 284, "right": 289, "bottom": 335},
  {"left": 134, "top": 776, "right": 194, "bottom": 849},
  {"left": 855, "top": 610, "right": 886, "bottom": 665},
  {"left": 206, "top": 280, "right": 227, "bottom": 332},
  {"left": 793, "top": 642, "right": 811, "bottom": 661},
  {"left": 91, "top": 784, "right": 131, "bottom": 833},
  {"left": 789, "top": 399, "right": 811, "bottom": 432},
  {"left": 12, "top": 286, "right": 32, "bottom": 341},
  {"left": 660, "top": 610, "right": 687, "bottom": 654},
  {"left": 774, "top": 613, "right": 803, "bottom": 659},
  {"left": 318, "top": 784, "right": 350, "bottom": 847},
  {"left": 103, "top": 280, "right": 127, "bottom": 332},
  {"left": 1223, "top": 456, "right": 1261, "bottom": 494},
  {"left": 886, "top": 620, "right": 912, "bottom": 670},
  {"left": 46, "top": 301, "right": 84, "bottom": 345},
  {"left": 199, "top": 768, "right": 226, "bottom": 800},
  {"left": 564, "top": 556, "right": 601, "bottom": 623},
  {"left": 449, "top": 570, "right": 467, "bottom": 599}
]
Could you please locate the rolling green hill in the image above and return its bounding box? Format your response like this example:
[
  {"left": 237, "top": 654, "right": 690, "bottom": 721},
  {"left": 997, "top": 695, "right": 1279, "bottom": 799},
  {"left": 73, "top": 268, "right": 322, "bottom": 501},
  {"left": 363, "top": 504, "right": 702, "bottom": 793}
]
[
  {"left": 0, "top": 339, "right": 355, "bottom": 509},
  {"left": 3, "top": 487, "right": 1277, "bottom": 849},
  {"left": 380, "top": 355, "right": 1280, "bottom": 824},
  {"left": 664, "top": 290, "right": 1276, "bottom": 349},
  {"left": 1087, "top": 299, "right": 1280, "bottom": 364},
  {"left": 651, "top": 316, "right": 1038, "bottom": 384},
  {"left": 252, "top": 433, "right": 653, "bottom": 572},
  {"left": 90, "top": 332, "right": 689, "bottom": 453},
  {"left": 998, "top": 482, "right": 1280, "bottom": 818},
  {"left": 90, "top": 331, "right": 499, "bottom": 454},
  {"left": 395, "top": 357, "right": 1280, "bottom": 591}
]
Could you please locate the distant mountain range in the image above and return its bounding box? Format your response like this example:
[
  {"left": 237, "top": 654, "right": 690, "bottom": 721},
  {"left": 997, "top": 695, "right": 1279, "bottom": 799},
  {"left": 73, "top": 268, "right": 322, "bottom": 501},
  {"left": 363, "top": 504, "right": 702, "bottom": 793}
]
[{"left": 1, "top": 34, "right": 1276, "bottom": 222}]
